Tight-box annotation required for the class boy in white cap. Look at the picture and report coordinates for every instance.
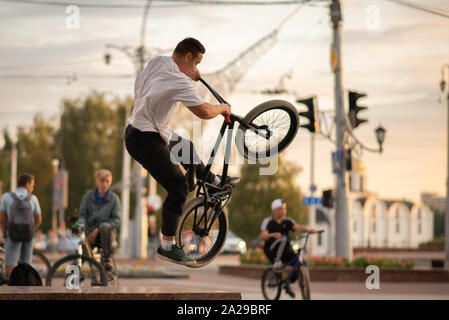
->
[260,198,316,297]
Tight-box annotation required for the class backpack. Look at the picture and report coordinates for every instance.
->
[8,262,43,286]
[8,193,35,242]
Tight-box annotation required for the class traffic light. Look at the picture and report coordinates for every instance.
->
[297,96,319,133]
[348,91,368,129]
[322,189,334,208]
[345,148,352,171]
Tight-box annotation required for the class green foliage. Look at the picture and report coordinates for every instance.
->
[240,251,415,269]
[0,92,132,234]
[227,157,307,243]
[55,92,129,223]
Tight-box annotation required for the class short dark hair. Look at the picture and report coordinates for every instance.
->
[173,37,205,58]
[17,173,34,187]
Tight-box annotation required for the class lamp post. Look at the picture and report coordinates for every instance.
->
[51,158,59,241]
[375,125,386,153]
[440,63,449,269]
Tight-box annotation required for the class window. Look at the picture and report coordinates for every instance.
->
[354,221,357,232]
[318,232,322,246]
[418,223,422,234]
[372,222,376,233]
[395,222,400,234]
[418,210,421,220]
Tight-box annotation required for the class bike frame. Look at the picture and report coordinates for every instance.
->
[284,231,323,282]
[192,78,273,235]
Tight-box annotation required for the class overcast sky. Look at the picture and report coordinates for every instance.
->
[0,0,448,203]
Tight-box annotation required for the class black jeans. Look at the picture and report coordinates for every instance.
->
[124,125,215,236]
[90,222,116,262]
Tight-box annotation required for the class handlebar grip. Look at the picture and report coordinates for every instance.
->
[225,115,231,123]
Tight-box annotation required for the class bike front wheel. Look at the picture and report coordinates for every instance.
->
[261,267,282,300]
[298,265,311,300]
[235,100,300,160]
[45,254,108,287]
[176,197,228,268]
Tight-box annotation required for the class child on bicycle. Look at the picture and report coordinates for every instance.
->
[260,199,317,297]
[124,37,238,266]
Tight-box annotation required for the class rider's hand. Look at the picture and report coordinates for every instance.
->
[272,232,282,239]
[87,228,99,244]
[308,229,318,234]
[221,104,231,118]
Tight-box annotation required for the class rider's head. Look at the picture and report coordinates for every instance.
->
[271,199,286,220]
[172,37,205,81]
[95,169,112,195]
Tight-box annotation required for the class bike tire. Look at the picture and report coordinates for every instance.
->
[176,197,228,268]
[31,249,51,279]
[298,265,311,300]
[45,253,108,287]
[261,267,282,300]
[235,100,300,160]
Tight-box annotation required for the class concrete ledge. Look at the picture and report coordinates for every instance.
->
[0,286,241,300]
[219,264,449,282]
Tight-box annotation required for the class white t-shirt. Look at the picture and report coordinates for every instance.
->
[128,56,204,145]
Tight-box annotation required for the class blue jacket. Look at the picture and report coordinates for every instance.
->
[77,189,121,236]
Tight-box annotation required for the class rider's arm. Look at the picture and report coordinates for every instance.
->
[187,102,231,120]
[109,194,121,229]
[260,230,281,241]
[293,224,316,233]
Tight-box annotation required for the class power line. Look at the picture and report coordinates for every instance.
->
[0,0,197,8]
[1,0,327,8]
[0,73,133,79]
[384,0,449,19]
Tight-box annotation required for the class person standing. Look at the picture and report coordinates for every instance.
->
[0,173,42,275]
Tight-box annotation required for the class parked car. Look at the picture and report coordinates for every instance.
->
[221,231,247,254]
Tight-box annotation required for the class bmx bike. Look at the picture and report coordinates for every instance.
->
[175,78,300,268]
[45,221,118,287]
[261,230,324,300]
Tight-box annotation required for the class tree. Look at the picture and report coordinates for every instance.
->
[55,91,128,223]
[227,156,308,244]
[0,116,56,232]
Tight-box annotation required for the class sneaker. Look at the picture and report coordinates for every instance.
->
[273,261,283,273]
[284,282,296,299]
[101,258,114,272]
[156,245,196,266]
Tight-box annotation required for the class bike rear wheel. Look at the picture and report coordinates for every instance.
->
[261,267,282,300]
[45,253,108,287]
[235,100,299,160]
[176,197,228,268]
[30,249,51,280]
[297,265,311,300]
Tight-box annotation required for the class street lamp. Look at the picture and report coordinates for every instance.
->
[375,125,386,153]
[440,63,449,269]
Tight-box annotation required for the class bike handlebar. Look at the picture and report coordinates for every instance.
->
[198,77,231,123]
